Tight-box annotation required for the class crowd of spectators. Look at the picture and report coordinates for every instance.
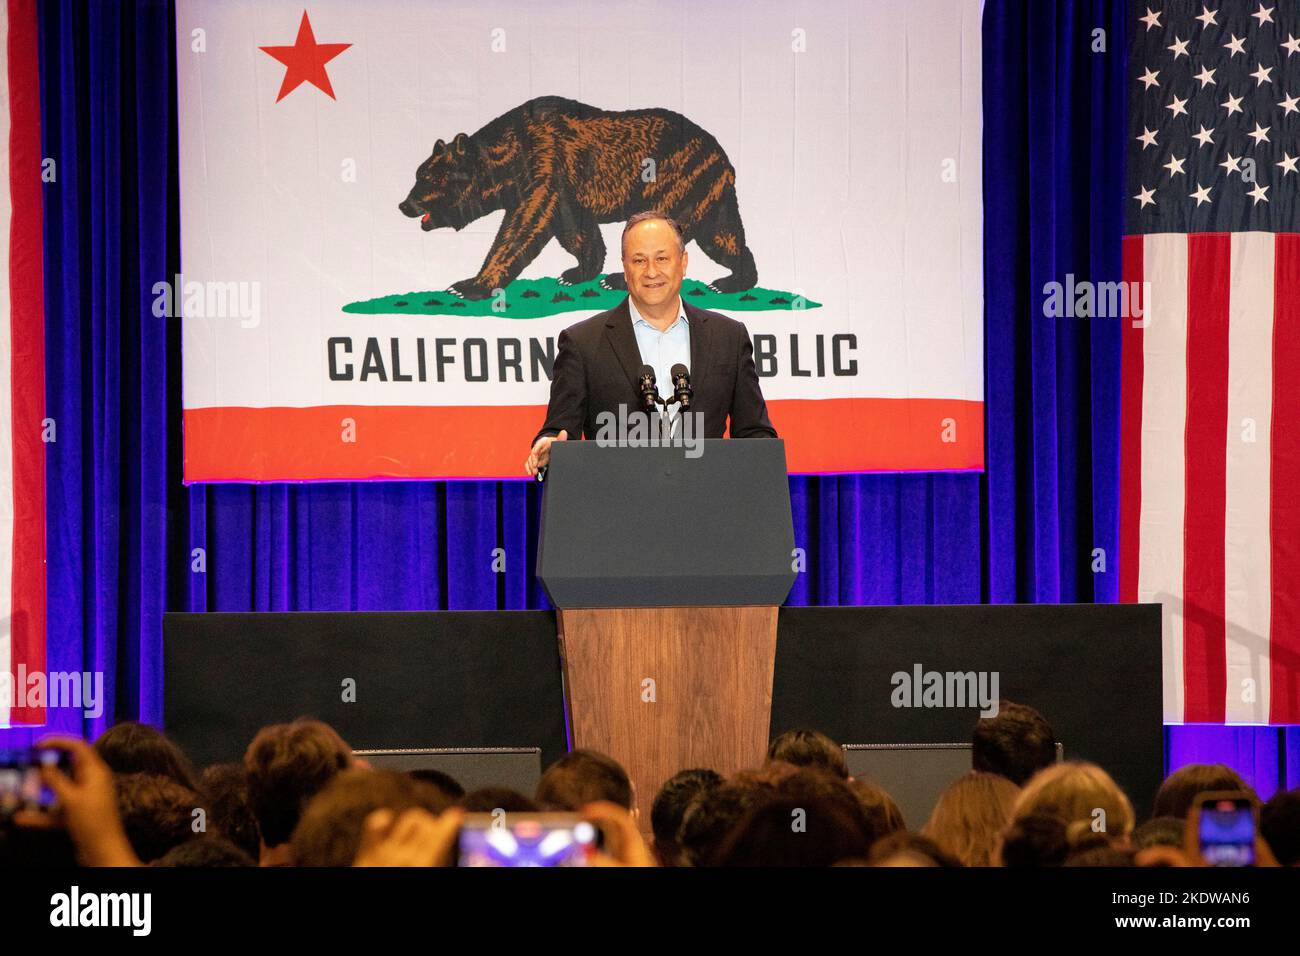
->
[2,701,1295,868]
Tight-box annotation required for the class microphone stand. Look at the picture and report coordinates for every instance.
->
[657,396,676,443]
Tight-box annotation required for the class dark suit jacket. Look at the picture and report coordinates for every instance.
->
[532,298,778,446]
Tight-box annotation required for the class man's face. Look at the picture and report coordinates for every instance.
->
[622,220,688,311]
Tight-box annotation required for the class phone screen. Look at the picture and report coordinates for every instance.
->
[1197,798,1256,867]
[456,814,600,867]
[0,748,67,815]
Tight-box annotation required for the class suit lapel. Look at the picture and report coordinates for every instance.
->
[684,301,710,395]
[604,298,644,394]
[608,297,712,395]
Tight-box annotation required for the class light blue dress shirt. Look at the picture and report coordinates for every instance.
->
[628,296,691,416]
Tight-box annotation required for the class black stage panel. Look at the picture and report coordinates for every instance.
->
[163,611,567,771]
[772,604,1164,819]
[166,604,1163,816]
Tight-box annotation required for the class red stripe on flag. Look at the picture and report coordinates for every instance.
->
[1119,235,1144,604]
[182,397,986,481]
[1182,234,1230,723]
[7,0,46,725]
[1271,235,1300,724]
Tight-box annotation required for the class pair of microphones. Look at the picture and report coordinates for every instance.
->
[638,364,693,414]
[537,364,694,481]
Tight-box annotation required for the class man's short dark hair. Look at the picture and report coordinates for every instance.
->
[406,768,465,801]
[1260,786,1300,866]
[971,701,1056,786]
[115,773,206,863]
[1152,764,1250,820]
[460,787,540,813]
[535,749,633,811]
[621,211,684,256]
[243,719,352,848]
[766,729,849,779]
[95,721,199,791]
[651,769,724,865]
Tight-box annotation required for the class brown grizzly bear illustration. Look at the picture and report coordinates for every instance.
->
[398,96,757,300]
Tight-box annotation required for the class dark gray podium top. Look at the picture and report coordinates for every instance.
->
[537,439,796,608]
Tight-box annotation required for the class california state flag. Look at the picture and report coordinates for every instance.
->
[177,0,984,481]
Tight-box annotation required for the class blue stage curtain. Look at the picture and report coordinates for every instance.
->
[5,0,1297,798]
[0,0,178,748]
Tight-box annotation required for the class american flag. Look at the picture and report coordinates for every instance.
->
[1123,1,1300,723]
[0,0,46,727]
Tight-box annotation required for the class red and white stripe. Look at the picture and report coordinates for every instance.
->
[1,0,46,727]
[1122,231,1300,724]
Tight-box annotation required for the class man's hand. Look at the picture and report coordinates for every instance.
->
[353,807,463,867]
[525,429,568,477]
[13,736,141,867]
[580,801,656,867]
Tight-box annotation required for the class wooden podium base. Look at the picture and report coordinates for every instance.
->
[556,606,778,826]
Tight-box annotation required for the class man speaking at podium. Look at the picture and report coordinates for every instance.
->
[525,211,777,476]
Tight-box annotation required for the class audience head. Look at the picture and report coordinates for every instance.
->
[1132,816,1184,851]
[922,770,1020,866]
[1011,761,1135,844]
[459,787,539,813]
[766,729,849,779]
[713,795,869,866]
[1152,764,1251,820]
[997,810,1071,867]
[867,832,962,867]
[971,701,1056,786]
[243,718,353,850]
[1260,786,1300,867]
[199,763,260,862]
[535,750,633,811]
[677,783,753,867]
[1063,839,1136,867]
[700,765,872,866]
[734,764,870,833]
[650,768,724,866]
[406,768,465,801]
[846,777,906,848]
[27,717,1285,872]
[95,722,199,791]
[152,834,255,867]
[114,772,206,863]
[292,768,454,866]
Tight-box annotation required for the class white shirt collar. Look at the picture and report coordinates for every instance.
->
[628,295,688,330]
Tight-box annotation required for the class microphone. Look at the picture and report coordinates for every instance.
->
[670,364,693,411]
[638,364,660,413]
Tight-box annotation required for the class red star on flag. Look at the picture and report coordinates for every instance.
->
[259,11,351,103]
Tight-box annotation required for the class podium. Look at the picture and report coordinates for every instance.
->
[537,439,796,824]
